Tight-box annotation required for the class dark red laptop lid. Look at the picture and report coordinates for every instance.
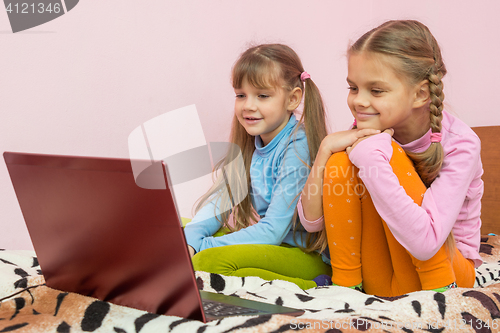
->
[4,151,205,322]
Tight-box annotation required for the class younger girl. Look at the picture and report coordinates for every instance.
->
[184,43,344,289]
[299,20,483,296]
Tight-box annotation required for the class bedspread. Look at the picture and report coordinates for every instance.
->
[1,235,500,333]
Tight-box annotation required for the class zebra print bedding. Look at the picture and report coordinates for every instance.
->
[1,235,500,333]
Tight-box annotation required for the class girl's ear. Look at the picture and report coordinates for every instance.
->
[413,80,430,108]
[287,87,303,111]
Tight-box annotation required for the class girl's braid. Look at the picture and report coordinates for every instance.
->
[428,65,445,134]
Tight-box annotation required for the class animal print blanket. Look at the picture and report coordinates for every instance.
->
[1,235,500,333]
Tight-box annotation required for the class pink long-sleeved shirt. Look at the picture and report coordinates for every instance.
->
[298,111,484,267]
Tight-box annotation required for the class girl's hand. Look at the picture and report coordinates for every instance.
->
[300,128,380,222]
[319,128,381,158]
[346,128,394,155]
[188,245,195,258]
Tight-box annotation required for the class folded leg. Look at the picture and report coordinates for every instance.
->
[323,142,465,296]
[191,244,331,290]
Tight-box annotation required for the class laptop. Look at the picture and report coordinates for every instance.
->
[3,151,304,322]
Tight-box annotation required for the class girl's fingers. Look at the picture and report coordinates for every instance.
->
[347,128,394,156]
[383,128,394,136]
[355,128,393,139]
[356,128,381,138]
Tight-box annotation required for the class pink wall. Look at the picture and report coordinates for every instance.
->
[1,1,499,250]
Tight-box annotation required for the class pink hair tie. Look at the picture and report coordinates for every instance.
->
[352,118,357,127]
[300,71,311,82]
[430,132,442,143]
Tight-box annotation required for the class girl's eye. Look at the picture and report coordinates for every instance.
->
[348,86,358,92]
[235,94,245,98]
[371,89,384,95]
[258,94,270,99]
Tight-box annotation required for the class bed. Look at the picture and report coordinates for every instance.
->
[1,126,499,333]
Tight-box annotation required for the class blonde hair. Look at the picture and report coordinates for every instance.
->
[303,20,454,255]
[194,43,328,233]
[351,20,455,255]
[350,20,445,187]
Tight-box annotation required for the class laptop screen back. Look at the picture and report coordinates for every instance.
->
[4,152,205,321]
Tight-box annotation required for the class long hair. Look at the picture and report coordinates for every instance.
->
[302,20,454,255]
[350,20,454,254]
[194,44,328,233]
[350,20,446,187]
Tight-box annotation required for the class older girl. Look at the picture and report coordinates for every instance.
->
[299,20,483,296]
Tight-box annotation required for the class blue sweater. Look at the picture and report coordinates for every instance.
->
[184,115,310,253]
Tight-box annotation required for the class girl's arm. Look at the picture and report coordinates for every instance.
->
[297,196,324,232]
[348,132,482,262]
[184,197,227,254]
[299,129,380,230]
[185,136,311,252]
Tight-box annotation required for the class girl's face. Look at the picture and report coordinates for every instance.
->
[234,77,297,146]
[347,52,424,141]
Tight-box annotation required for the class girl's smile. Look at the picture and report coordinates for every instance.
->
[354,111,380,121]
[234,78,295,146]
[242,116,263,125]
[346,52,430,144]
